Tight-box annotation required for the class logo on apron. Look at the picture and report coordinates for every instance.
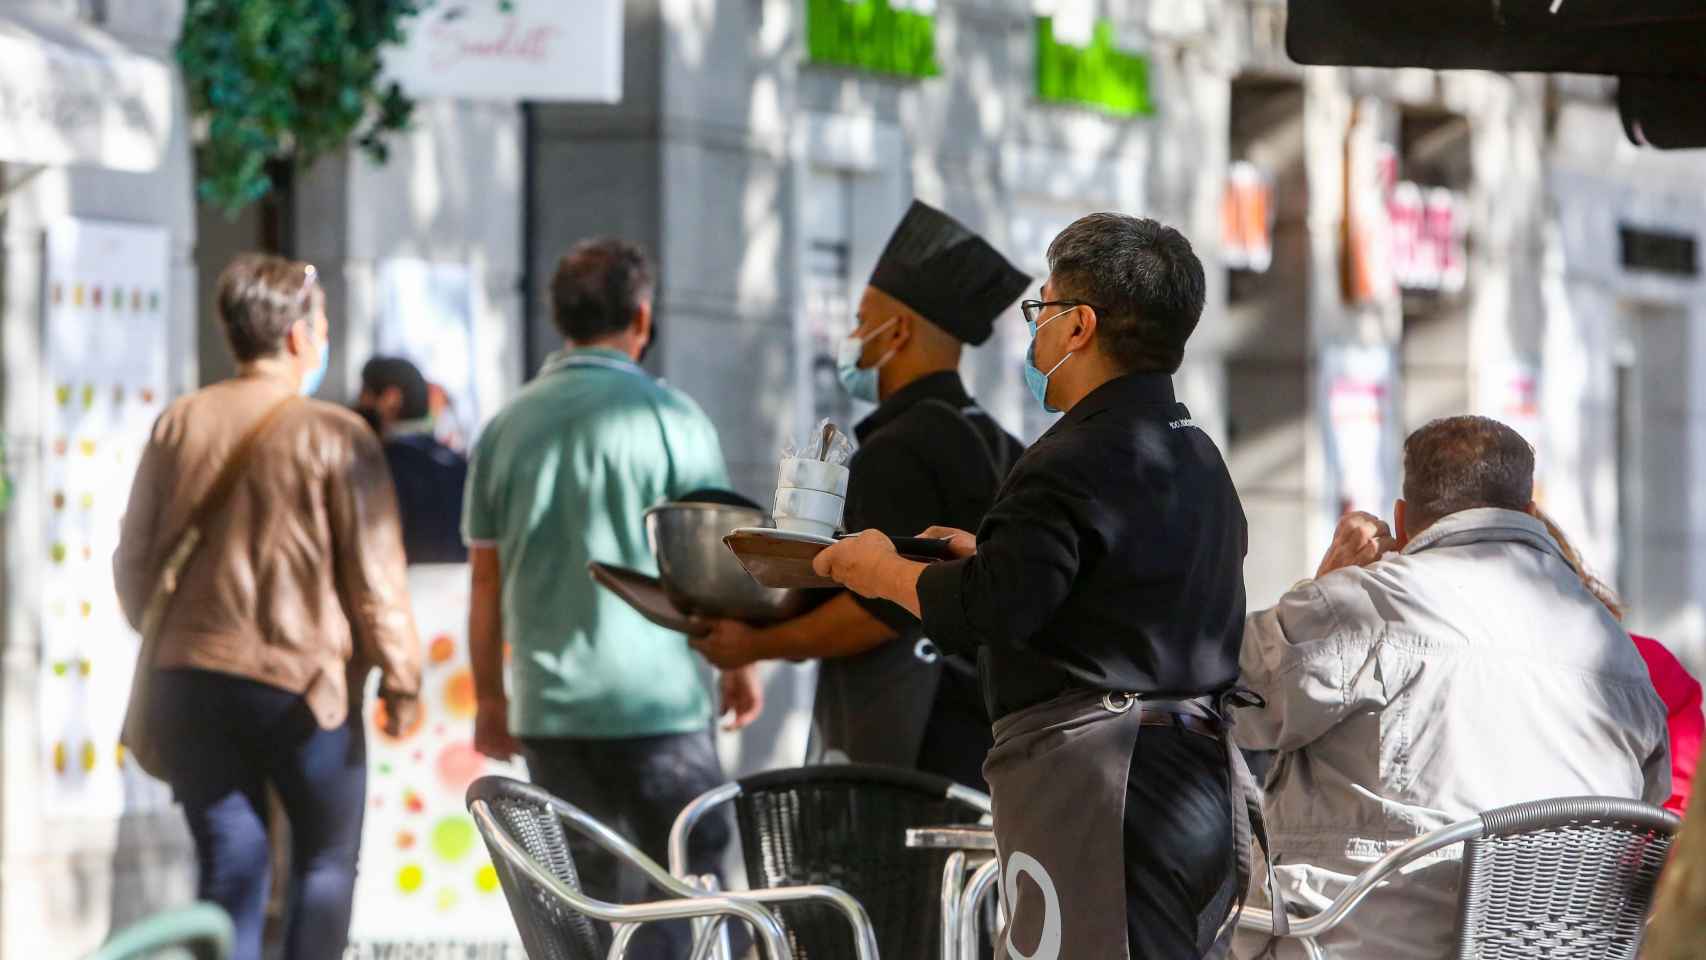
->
[1003,851,1063,960]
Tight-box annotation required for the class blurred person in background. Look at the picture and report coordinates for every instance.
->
[1235,416,1669,960]
[1536,511,1701,815]
[463,237,758,960]
[114,254,422,960]
[354,355,469,564]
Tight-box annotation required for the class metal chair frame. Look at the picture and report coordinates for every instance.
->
[469,777,793,960]
[83,903,235,960]
[1235,796,1681,960]
[670,766,994,960]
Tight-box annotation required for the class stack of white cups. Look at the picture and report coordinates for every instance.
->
[773,457,851,538]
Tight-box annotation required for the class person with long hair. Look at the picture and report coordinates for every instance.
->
[1537,511,1701,814]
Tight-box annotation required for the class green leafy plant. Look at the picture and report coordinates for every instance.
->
[178,0,425,213]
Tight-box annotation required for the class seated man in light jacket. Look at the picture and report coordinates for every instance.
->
[1235,415,1670,960]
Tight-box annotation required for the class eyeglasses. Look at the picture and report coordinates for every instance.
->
[1020,299,1102,326]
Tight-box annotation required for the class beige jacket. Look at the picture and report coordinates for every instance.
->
[1235,507,1669,959]
[114,370,421,728]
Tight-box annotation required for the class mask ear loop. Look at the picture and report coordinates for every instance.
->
[859,316,902,371]
[1033,307,1077,375]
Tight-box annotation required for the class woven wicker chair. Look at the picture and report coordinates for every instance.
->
[1237,796,1680,960]
[670,764,993,960]
[467,776,791,960]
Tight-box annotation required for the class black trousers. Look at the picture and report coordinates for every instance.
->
[523,730,735,960]
[1125,727,1236,959]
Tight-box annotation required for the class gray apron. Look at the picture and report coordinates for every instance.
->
[984,688,1282,960]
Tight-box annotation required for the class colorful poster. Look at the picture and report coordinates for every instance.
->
[38,218,173,819]
[375,258,481,448]
[1321,343,1400,528]
[347,564,523,955]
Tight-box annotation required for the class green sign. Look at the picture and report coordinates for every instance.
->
[806,0,941,79]
[1035,17,1153,117]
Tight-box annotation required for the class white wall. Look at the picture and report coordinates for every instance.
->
[0,5,198,955]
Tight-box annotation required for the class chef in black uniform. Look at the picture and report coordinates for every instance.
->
[691,200,1029,791]
[815,213,1257,959]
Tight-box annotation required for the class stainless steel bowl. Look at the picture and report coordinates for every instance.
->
[644,502,810,623]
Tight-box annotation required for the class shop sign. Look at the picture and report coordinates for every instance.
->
[1389,181,1467,293]
[383,1,623,102]
[1222,161,1275,272]
[1034,17,1153,117]
[0,23,172,172]
[806,0,941,79]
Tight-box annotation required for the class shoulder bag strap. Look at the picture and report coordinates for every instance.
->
[137,395,299,639]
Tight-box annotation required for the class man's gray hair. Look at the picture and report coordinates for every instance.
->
[1045,213,1206,374]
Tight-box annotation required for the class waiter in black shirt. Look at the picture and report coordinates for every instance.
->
[691,200,1028,791]
[816,213,1259,959]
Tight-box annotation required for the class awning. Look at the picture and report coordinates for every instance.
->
[0,10,174,174]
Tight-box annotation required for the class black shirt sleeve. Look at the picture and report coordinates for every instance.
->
[843,439,945,633]
[917,450,1096,658]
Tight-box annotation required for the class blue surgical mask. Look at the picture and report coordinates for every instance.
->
[299,327,329,397]
[836,317,899,403]
[1023,308,1074,413]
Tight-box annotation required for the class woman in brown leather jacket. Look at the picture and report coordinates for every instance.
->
[113,254,422,960]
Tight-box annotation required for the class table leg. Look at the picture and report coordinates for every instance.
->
[958,858,1002,960]
[940,850,968,960]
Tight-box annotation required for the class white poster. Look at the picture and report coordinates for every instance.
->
[383,1,622,103]
[376,258,481,448]
[38,218,173,819]
[1321,343,1400,530]
[1478,357,1544,503]
[348,564,524,954]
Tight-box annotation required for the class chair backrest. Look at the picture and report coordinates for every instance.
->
[732,764,988,960]
[1456,796,1681,960]
[467,776,607,960]
[84,903,234,960]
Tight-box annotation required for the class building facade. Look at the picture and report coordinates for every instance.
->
[3,0,1705,953]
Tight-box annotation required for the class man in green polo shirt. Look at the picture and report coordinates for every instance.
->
[464,237,761,959]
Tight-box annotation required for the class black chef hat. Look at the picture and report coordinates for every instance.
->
[868,200,1032,346]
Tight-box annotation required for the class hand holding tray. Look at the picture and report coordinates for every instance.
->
[724,527,958,590]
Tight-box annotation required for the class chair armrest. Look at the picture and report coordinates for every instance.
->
[720,884,880,960]
[669,782,742,878]
[1237,817,1485,942]
[471,801,793,959]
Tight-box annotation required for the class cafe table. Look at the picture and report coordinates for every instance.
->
[906,824,1001,960]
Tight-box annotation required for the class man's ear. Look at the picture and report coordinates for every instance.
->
[1394,499,1410,548]
[889,313,915,352]
[1065,304,1099,353]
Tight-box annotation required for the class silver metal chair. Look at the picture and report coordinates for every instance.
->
[1237,796,1680,960]
[467,775,792,960]
[672,764,992,960]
